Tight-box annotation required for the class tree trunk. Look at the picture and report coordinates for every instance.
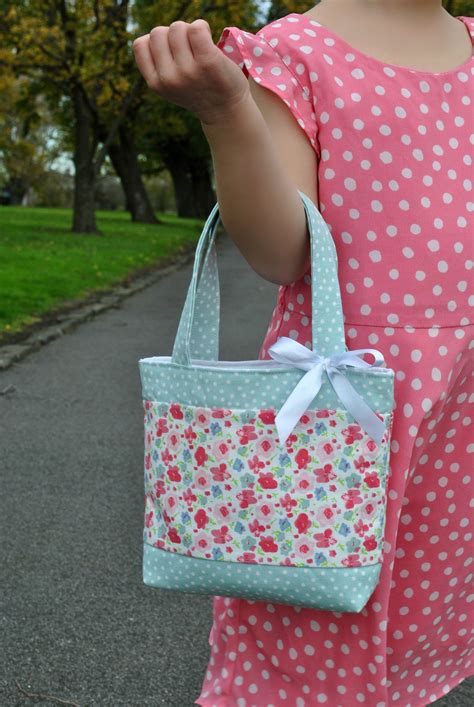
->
[189,155,216,218]
[162,144,195,218]
[107,125,159,224]
[72,84,100,234]
[6,175,29,205]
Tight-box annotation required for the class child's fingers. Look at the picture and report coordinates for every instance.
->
[186,19,216,62]
[132,34,157,88]
[167,21,196,72]
[148,26,177,83]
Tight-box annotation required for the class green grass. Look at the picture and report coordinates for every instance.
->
[0,206,204,340]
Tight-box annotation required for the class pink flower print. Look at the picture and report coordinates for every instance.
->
[237,552,257,563]
[255,502,274,522]
[295,512,311,534]
[249,519,266,536]
[167,466,181,483]
[211,525,232,544]
[162,509,171,525]
[236,488,257,509]
[259,536,278,553]
[361,501,377,521]
[182,488,197,505]
[164,492,179,513]
[214,503,232,522]
[315,464,337,483]
[298,412,312,426]
[248,454,266,474]
[169,403,184,420]
[364,471,381,488]
[362,437,379,458]
[258,472,278,489]
[342,553,362,567]
[195,530,212,551]
[342,488,363,509]
[195,469,212,491]
[256,436,276,459]
[284,432,298,449]
[194,509,209,529]
[210,462,230,482]
[295,448,311,469]
[295,472,315,492]
[354,518,370,537]
[315,528,337,548]
[258,409,276,425]
[212,439,232,462]
[144,400,152,411]
[315,409,336,419]
[194,446,208,467]
[315,505,337,527]
[161,448,173,465]
[155,418,168,437]
[193,408,210,428]
[145,452,151,471]
[154,479,165,497]
[295,537,315,558]
[316,440,337,462]
[166,431,181,454]
[184,425,197,445]
[363,535,377,551]
[167,527,181,544]
[237,424,258,445]
[145,510,153,528]
[211,408,233,419]
[341,423,364,445]
[281,493,298,514]
[354,455,372,474]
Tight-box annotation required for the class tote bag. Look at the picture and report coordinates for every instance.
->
[139,190,395,612]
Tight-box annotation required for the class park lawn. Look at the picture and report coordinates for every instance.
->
[0,206,204,340]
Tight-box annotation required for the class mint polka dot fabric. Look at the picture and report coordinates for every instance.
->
[194,11,474,707]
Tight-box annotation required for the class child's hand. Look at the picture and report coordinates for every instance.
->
[133,19,251,126]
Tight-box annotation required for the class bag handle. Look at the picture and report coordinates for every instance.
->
[171,190,347,365]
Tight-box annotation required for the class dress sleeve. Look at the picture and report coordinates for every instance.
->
[217,23,320,157]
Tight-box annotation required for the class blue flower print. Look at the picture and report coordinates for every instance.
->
[346,472,362,489]
[183,448,192,463]
[242,535,256,551]
[211,484,223,498]
[212,547,224,560]
[279,478,293,491]
[314,552,327,566]
[210,421,222,435]
[338,522,351,537]
[346,537,361,553]
[233,521,245,535]
[338,457,351,473]
[232,458,245,472]
[181,511,191,524]
[279,518,291,532]
[315,486,327,501]
[240,473,255,487]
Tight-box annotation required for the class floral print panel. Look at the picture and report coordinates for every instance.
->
[143,401,394,568]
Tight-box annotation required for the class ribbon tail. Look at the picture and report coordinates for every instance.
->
[274,366,324,446]
[328,368,387,446]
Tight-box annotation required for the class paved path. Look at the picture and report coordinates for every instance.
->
[1,233,472,706]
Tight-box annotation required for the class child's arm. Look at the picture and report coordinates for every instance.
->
[133,18,318,286]
[201,77,318,286]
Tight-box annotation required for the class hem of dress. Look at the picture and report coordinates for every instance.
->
[424,671,474,706]
[193,670,474,707]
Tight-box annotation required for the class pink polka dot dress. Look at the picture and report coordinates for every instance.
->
[195,12,474,707]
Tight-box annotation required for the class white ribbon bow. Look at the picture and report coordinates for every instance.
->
[267,336,387,447]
